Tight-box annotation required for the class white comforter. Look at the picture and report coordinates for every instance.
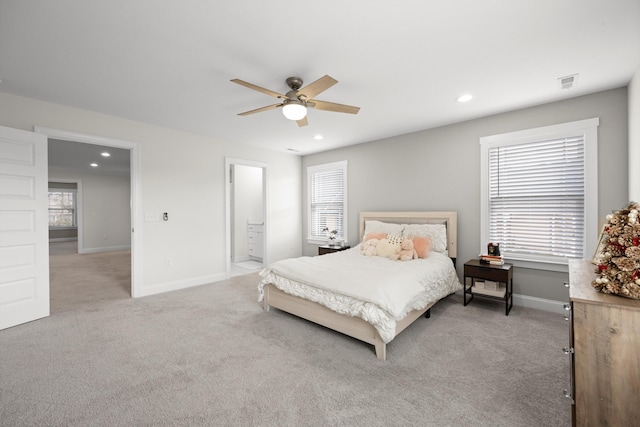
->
[258,246,462,343]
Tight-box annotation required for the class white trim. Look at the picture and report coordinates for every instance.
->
[480,118,599,271]
[512,294,567,315]
[456,290,566,314]
[225,157,268,279]
[34,126,143,297]
[307,160,348,242]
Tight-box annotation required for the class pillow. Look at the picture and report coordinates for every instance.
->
[363,220,404,237]
[403,223,447,253]
[411,236,431,258]
[363,232,387,242]
[375,233,403,260]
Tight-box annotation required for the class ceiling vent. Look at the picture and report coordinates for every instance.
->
[558,73,578,90]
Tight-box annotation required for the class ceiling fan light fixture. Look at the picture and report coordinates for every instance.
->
[282,100,307,121]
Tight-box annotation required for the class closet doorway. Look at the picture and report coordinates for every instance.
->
[225,158,267,277]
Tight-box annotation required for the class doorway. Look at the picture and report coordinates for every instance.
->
[35,126,142,297]
[225,158,267,277]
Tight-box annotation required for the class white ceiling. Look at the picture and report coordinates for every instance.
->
[48,139,130,176]
[1,1,638,156]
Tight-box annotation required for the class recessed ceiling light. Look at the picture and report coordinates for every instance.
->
[101,152,111,157]
[90,163,98,167]
[314,134,323,140]
[457,94,473,103]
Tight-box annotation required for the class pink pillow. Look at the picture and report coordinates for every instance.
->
[363,232,387,242]
[412,236,431,258]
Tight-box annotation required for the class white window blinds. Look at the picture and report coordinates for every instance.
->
[480,118,599,269]
[488,136,585,262]
[308,161,347,241]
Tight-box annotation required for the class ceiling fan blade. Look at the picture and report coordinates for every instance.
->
[308,99,360,114]
[297,75,338,100]
[296,116,308,127]
[237,103,282,116]
[231,79,286,99]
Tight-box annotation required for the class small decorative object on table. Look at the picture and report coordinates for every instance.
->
[322,226,340,247]
[592,201,640,300]
[487,242,500,256]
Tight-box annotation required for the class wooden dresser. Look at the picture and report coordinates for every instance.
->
[567,259,640,426]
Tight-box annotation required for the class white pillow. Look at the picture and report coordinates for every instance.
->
[403,223,448,253]
[363,220,404,237]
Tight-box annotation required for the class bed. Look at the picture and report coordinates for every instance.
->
[258,211,461,360]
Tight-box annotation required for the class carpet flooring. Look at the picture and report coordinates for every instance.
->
[0,244,571,426]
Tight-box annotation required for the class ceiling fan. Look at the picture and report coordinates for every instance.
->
[230,75,360,127]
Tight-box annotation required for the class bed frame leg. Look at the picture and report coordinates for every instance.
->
[374,341,386,361]
[425,308,431,318]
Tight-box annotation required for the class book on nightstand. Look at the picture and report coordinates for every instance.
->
[479,254,504,265]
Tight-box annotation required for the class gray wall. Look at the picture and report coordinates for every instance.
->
[630,67,640,202]
[302,88,629,303]
[49,168,131,252]
[0,91,302,296]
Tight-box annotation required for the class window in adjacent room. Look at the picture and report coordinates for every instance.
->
[48,186,77,227]
[307,160,347,243]
[480,118,598,271]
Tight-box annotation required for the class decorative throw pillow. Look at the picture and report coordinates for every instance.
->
[376,233,403,260]
[363,220,404,237]
[403,223,447,253]
[363,232,387,242]
[411,236,431,258]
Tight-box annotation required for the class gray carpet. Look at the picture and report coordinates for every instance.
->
[0,244,571,426]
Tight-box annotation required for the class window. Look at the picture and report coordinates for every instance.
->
[480,118,598,270]
[308,161,347,242]
[48,190,77,227]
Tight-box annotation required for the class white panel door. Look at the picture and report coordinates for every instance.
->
[0,125,49,330]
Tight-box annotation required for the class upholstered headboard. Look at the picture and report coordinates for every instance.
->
[358,211,457,260]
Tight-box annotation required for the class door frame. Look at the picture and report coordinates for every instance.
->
[225,157,268,277]
[34,126,143,297]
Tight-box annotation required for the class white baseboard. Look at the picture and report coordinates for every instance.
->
[137,272,227,298]
[512,294,566,315]
[456,290,566,314]
[80,245,131,254]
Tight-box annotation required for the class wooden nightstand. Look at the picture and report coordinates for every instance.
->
[463,259,513,315]
[318,245,350,255]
